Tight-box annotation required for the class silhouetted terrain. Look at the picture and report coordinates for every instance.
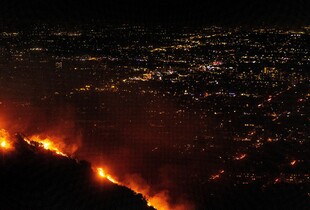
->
[0,134,309,210]
[0,135,154,210]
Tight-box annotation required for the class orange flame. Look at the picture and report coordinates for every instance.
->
[29,135,68,157]
[97,167,119,184]
[123,174,193,210]
[96,169,173,210]
[0,129,13,150]
[125,179,178,210]
[96,169,193,210]
[27,134,172,209]
[0,129,187,210]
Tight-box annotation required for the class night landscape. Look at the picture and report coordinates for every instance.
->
[0,1,309,209]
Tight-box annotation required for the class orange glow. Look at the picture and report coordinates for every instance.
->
[210,174,220,180]
[0,129,12,150]
[210,170,225,180]
[96,168,188,210]
[274,178,280,184]
[0,129,186,210]
[290,160,297,166]
[0,140,9,149]
[124,179,174,210]
[235,153,247,160]
[145,192,170,210]
[267,96,272,102]
[97,167,119,184]
[29,135,68,157]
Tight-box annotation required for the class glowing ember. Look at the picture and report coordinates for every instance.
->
[290,160,297,166]
[235,153,247,160]
[267,96,272,102]
[210,170,225,180]
[210,174,220,180]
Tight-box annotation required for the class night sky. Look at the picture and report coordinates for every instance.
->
[0,0,310,26]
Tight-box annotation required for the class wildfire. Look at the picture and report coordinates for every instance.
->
[96,168,190,210]
[124,179,173,210]
[29,135,68,157]
[0,129,12,150]
[0,128,177,210]
[0,140,9,149]
[96,168,174,210]
[145,192,170,210]
[97,167,119,184]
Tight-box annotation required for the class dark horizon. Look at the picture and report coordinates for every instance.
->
[0,0,310,27]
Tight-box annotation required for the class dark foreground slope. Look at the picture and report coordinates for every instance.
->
[0,135,154,210]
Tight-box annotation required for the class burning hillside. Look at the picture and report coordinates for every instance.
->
[0,129,155,210]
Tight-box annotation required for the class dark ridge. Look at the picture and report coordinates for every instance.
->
[0,134,155,210]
